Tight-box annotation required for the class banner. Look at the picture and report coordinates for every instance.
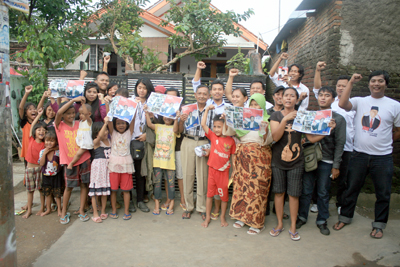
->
[292,109,332,135]
[4,0,29,14]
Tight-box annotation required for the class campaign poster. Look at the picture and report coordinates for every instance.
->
[113,96,138,123]
[66,80,85,98]
[146,92,183,119]
[242,108,263,131]
[278,66,288,80]
[181,103,199,130]
[293,109,332,135]
[49,79,67,98]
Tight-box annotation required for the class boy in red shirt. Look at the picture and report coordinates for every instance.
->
[201,105,236,228]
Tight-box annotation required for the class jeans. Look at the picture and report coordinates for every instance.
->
[339,151,393,229]
[336,151,352,207]
[298,161,332,225]
[153,168,175,200]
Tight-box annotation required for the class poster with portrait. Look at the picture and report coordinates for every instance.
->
[106,96,120,119]
[49,79,86,98]
[113,96,138,123]
[181,103,199,130]
[278,66,288,80]
[224,106,264,131]
[146,92,183,119]
[293,109,332,135]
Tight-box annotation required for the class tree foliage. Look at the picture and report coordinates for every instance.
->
[12,0,91,103]
[156,0,254,71]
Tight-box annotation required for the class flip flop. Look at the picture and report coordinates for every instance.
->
[123,213,132,220]
[166,209,174,215]
[182,211,191,219]
[15,210,27,216]
[270,228,285,237]
[180,203,187,211]
[247,226,265,235]
[289,230,301,241]
[211,212,220,220]
[78,213,90,222]
[100,213,108,220]
[91,216,102,223]
[110,213,118,219]
[60,212,70,225]
[153,209,161,215]
[161,203,169,211]
[233,221,245,229]
[332,221,348,231]
[370,228,383,239]
[199,212,206,221]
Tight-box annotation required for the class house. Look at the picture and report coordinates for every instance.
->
[267,0,400,163]
[66,0,268,77]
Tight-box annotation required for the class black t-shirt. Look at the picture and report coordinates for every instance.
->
[270,111,304,170]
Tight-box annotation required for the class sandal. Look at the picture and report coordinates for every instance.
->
[332,221,348,231]
[270,228,285,237]
[289,230,301,241]
[110,213,118,219]
[247,226,265,235]
[199,212,206,221]
[283,212,289,220]
[60,212,70,225]
[123,213,132,220]
[182,211,191,219]
[78,214,90,222]
[73,207,89,215]
[370,228,383,239]
[91,216,102,223]
[161,203,169,211]
[51,203,57,212]
[211,212,220,220]
[166,209,174,215]
[100,213,108,220]
[153,209,161,215]
[180,203,187,211]
[233,221,245,229]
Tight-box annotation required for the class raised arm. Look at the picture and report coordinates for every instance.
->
[80,98,92,126]
[79,70,88,80]
[55,97,82,129]
[129,111,136,135]
[144,104,155,131]
[173,111,180,134]
[270,52,288,77]
[314,61,326,90]
[201,105,214,134]
[19,85,33,119]
[103,55,110,73]
[192,61,206,92]
[94,117,110,146]
[339,73,362,111]
[270,111,297,141]
[37,89,50,111]
[30,109,43,137]
[225,69,238,102]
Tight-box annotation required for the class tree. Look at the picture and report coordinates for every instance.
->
[11,0,91,103]
[156,0,254,72]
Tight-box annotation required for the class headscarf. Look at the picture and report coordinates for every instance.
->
[235,93,270,138]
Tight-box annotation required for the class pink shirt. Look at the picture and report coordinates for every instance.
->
[55,121,90,166]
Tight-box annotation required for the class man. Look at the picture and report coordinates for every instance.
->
[313,62,355,212]
[361,106,380,131]
[224,68,273,108]
[185,111,198,128]
[334,70,400,239]
[161,102,176,117]
[266,85,284,116]
[95,72,110,95]
[296,87,346,235]
[311,118,328,132]
[269,52,309,111]
[179,85,214,220]
[245,116,259,130]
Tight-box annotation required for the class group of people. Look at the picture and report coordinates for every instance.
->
[17,53,400,241]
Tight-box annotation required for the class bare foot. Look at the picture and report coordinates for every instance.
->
[22,211,32,219]
[41,209,51,217]
[201,218,211,228]
[220,218,229,227]
[21,205,28,210]
[36,209,44,216]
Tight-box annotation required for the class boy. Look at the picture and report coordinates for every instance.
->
[200,104,236,228]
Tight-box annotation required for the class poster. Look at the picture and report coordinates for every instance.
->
[293,109,332,135]
[49,79,85,98]
[111,96,137,123]
[181,103,199,130]
[224,106,264,131]
[278,66,288,80]
[146,92,183,119]
[4,0,30,14]
[107,96,120,119]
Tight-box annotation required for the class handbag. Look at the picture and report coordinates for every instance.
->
[303,142,323,172]
[131,139,145,160]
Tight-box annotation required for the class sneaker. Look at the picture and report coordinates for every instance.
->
[137,201,150,213]
[296,218,306,229]
[317,223,330,235]
[337,206,341,214]
[310,204,318,213]
[129,202,136,213]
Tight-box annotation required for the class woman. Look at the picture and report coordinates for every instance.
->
[269,87,334,241]
[224,91,273,235]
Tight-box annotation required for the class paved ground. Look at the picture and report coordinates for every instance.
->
[12,162,400,267]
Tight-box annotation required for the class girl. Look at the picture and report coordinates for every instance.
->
[224,93,273,235]
[67,97,93,170]
[107,115,135,220]
[22,109,46,219]
[269,87,335,241]
[38,130,64,217]
[89,120,111,223]
[144,105,180,215]
[107,83,118,97]
[55,98,92,224]
[37,89,56,128]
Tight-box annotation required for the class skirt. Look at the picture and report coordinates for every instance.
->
[89,158,111,196]
[229,143,272,228]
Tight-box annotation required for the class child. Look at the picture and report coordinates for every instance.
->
[22,109,46,219]
[38,130,64,216]
[200,105,236,228]
[67,98,93,170]
[145,106,180,215]
[107,115,135,220]
[89,120,111,223]
[55,97,92,224]
[37,89,57,128]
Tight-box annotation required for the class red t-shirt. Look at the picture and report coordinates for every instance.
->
[55,121,90,166]
[205,130,236,171]
[25,136,45,164]
[20,122,31,158]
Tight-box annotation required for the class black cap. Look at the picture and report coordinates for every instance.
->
[273,85,285,94]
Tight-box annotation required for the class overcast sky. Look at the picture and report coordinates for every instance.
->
[145,0,303,45]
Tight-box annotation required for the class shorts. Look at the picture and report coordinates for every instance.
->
[207,168,229,202]
[64,159,91,188]
[41,173,65,198]
[271,165,303,197]
[25,167,42,192]
[175,151,183,179]
[110,172,133,191]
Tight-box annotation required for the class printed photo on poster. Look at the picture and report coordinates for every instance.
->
[146,92,183,119]
[0,5,10,53]
[181,103,199,130]
[224,106,264,131]
[293,109,332,135]
[49,79,67,98]
[106,96,121,119]
[66,80,85,98]
[278,66,288,81]
[113,97,137,123]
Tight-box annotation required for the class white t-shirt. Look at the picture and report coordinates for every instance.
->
[350,96,400,155]
[270,73,309,111]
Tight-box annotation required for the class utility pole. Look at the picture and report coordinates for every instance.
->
[0,2,17,266]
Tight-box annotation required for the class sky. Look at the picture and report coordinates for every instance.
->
[145,0,304,46]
